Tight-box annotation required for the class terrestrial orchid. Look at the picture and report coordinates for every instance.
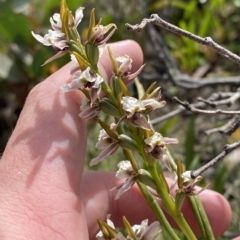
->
[79,97,100,120]
[177,170,208,195]
[89,128,119,166]
[144,132,179,171]
[114,161,137,200]
[60,67,103,104]
[108,48,145,81]
[121,96,166,130]
[87,9,117,46]
[31,8,84,50]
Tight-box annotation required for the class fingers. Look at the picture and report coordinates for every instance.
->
[0,40,143,239]
[80,171,232,239]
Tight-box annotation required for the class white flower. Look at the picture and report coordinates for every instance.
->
[144,132,178,171]
[116,55,132,77]
[32,29,67,50]
[178,171,206,195]
[108,48,145,82]
[116,161,134,178]
[31,7,84,50]
[121,96,145,118]
[60,67,104,104]
[141,98,166,114]
[144,132,178,152]
[88,22,117,46]
[112,161,139,200]
[132,220,161,240]
[115,55,145,81]
[89,128,119,166]
[79,97,100,120]
[121,96,151,130]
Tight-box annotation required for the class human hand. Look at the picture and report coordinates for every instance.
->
[0,40,233,239]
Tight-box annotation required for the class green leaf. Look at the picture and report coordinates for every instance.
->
[0,5,31,43]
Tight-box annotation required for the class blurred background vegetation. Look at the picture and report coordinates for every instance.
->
[1,0,240,238]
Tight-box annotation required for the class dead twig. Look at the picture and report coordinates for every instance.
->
[126,15,240,65]
[151,92,239,125]
[205,116,240,136]
[191,141,240,178]
[172,96,240,115]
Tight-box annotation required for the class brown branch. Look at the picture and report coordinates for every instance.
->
[126,15,240,65]
[191,141,240,178]
[172,96,240,115]
[141,72,240,89]
[197,90,240,107]
[205,116,240,136]
[151,92,238,125]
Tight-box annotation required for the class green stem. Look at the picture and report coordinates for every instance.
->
[188,196,215,240]
[148,161,197,240]
[100,81,118,105]
[137,181,180,240]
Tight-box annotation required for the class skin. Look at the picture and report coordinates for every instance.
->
[0,40,234,239]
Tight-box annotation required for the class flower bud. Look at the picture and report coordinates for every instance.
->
[99,98,122,118]
[118,134,138,151]
[137,169,157,190]
[85,42,99,69]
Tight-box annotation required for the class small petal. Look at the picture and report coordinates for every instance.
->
[70,54,78,63]
[60,79,80,92]
[161,137,179,145]
[31,32,49,45]
[42,49,68,66]
[122,64,145,82]
[50,13,62,31]
[95,129,115,149]
[142,99,166,113]
[121,96,145,118]
[79,98,100,120]
[116,161,133,178]
[132,219,148,236]
[90,142,119,166]
[92,74,104,88]
[116,55,132,76]
[74,7,84,27]
[129,114,151,130]
[181,170,192,181]
[115,176,135,200]
[150,147,172,171]
[140,221,161,240]
[144,132,178,152]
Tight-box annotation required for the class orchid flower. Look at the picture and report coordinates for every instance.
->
[144,132,179,171]
[87,9,117,46]
[121,96,164,130]
[79,97,100,120]
[177,170,208,195]
[60,67,103,104]
[114,161,137,200]
[32,8,84,50]
[108,48,145,82]
[89,128,119,166]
